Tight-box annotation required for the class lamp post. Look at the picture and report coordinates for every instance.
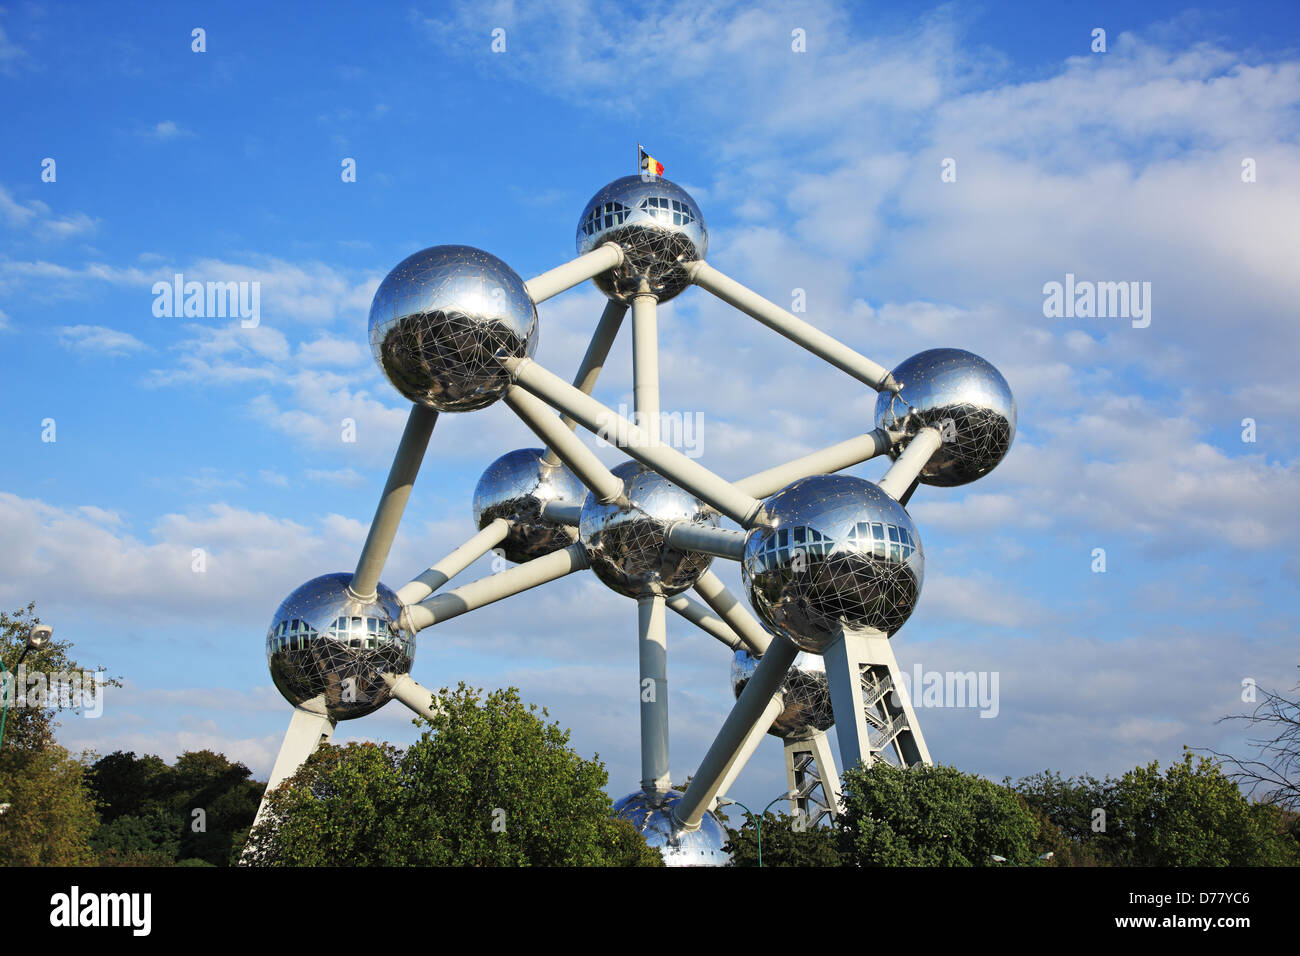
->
[717,791,796,868]
[0,625,53,754]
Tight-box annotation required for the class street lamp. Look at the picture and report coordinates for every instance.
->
[717,791,797,868]
[0,624,52,754]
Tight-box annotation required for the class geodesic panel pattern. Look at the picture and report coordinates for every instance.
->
[472,448,586,563]
[743,474,924,652]
[731,649,835,739]
[369,244,538,412]
[580,460,717,598]
[612,789,730,867]
[875,348,1016,486]
[266,573,414,720]
[576,176,707,303]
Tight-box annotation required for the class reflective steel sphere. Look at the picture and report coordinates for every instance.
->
[266,573,415,720]
[612,789,730,867]
[731,648,834,739]
[576,176,707,303]
[875,348,1016,486]
[472,448,586,563]
[368,244,538,412]
[580,461,716,598]
[743,474,925,652]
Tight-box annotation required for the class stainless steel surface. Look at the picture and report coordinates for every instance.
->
[472,448,586,563]
[743,474,925,652]
[266,573,414,720]
[577,176,707,303]
[369,244,537,411]
[612,788,730,867]
[874,347,1016,486]
[580,460,717,598]
[731,648,834,739]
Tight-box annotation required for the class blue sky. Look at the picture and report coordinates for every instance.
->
[1,0,1298,811]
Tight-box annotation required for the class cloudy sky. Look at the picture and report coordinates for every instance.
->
[1,0,1297,810]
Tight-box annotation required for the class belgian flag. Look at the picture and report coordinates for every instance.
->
[639,146,664,178]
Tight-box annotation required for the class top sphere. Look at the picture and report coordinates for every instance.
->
[743,474,925,652]
[266,573,415,721]
[368,244,538,412]
[579,460,716,598]
[576,176,707,303]
[875,348,1016,486]
[472,448,587,563]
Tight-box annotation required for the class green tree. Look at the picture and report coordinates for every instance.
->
[837,762,1040,866]
[725,812,845,867]
[0,604,110,866]
[1016,751,1300,866]
[242,684,662,867]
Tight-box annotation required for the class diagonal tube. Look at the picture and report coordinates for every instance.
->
[673,634,800,829]
[665,594,746,651]
[685,260,899,394]
[404,542,588,632]
[524,244,624,303]
[395,518,511,606]
[736,429,896,499]
[692,570,771,656]
[505,385,626,505]
[877,427,942,499]
[350,404,439,601]
[506,357,767,528]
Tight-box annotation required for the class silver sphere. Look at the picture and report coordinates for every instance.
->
[576,176,707,303]
[472,448,586,563]
[743,474,924,653]
[731,648,834,739]
[875,348,1016,486]
[368,244,538,412]
[612,789,730,867]
[580,461,716,598]
[266,573,415,721]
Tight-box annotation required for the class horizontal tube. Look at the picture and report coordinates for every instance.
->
[664,522,747,561]
[735,429,895,499]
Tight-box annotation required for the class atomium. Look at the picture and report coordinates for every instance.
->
[612,789,730,866]
[731,648,834,740]
[473,448,586,563]
[875,348,1017,486]
[266,573,415,721]
[257,161,1019,867]
[580,460,718,598]
[743,474,925,653]
[576,176,707,303]
[368,244,538,412]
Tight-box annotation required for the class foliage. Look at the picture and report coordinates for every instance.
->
[1207,668,1300,813]
[837,761,1040,866]
[724,811,845,867]
[242,684,661,867]
[88,749,264,867]
[1016,750,1300,866]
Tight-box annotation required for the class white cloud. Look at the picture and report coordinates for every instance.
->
[56,324,148,357]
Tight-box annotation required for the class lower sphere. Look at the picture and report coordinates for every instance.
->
[612,789,731,867]
[731,648,834,739]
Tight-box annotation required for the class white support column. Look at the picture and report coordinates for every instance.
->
[507,356,767,528]
[692,570,771,656]
[405,542,589,632]
[685,260,899,394]
[505,385,626,505]
[823,627,931,774]
[709,692,783,811]
[524,243,624,303]
[784,730,842,822]
[350,404,438,601]
[877,427,942,500]
[395,518,511,606]
[735,429,896,499]
[638,594,671,794]
[663,521,747,561]
[385,673,442,721]
[673,635,800,829]
[251,705,336,829]
[665,593,746,651]
[632,293,660,442]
